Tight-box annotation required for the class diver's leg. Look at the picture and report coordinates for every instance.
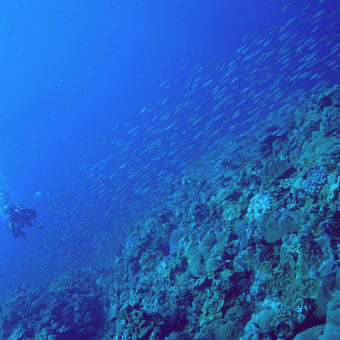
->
[10,223,20,238]
[19,230,27,239]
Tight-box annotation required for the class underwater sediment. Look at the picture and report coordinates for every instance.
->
[0,85,339,339]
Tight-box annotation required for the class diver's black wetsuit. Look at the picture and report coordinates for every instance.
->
[5,203,37,239]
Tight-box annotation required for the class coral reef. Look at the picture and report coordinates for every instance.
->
[0,86,339,339]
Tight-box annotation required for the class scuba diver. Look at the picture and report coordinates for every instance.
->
[0,190,42,239]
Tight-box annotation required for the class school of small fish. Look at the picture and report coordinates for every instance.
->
[3,1,339,291]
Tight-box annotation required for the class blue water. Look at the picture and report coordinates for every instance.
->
[0,0,338,293]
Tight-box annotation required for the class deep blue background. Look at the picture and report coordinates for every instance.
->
[0,0,290,198]
[0,0,338,292]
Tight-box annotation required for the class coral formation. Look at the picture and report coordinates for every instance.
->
[0,86,339,339]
